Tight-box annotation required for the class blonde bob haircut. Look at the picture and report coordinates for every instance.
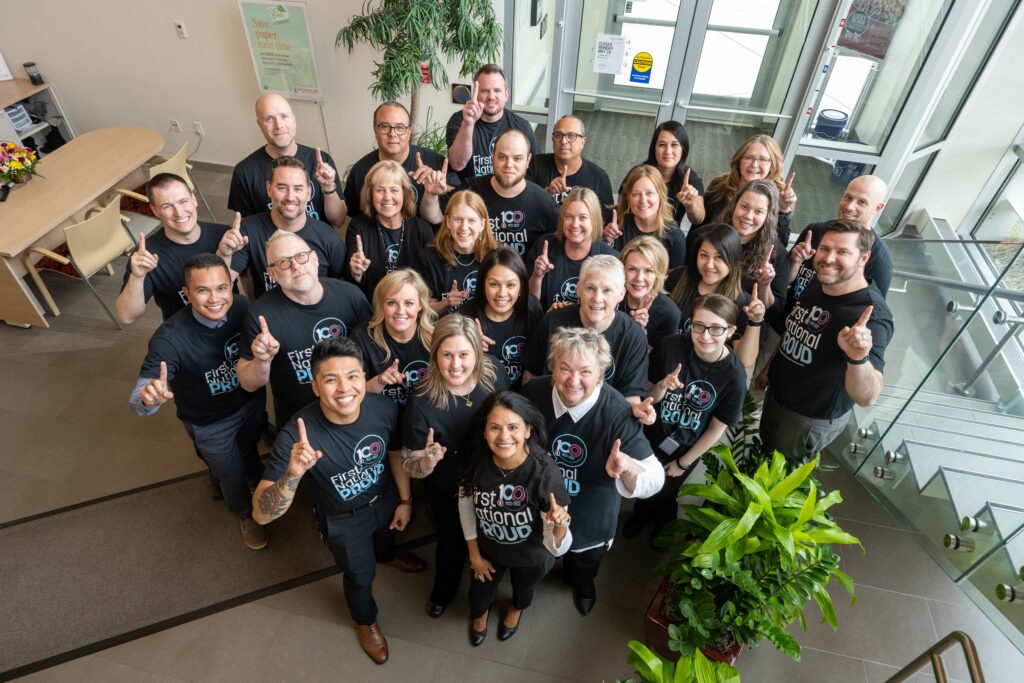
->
[418,313,498,409]
[619,235,669,295]
[614,165,674,238]
[360,160,417,220]
[430,190,499,268]
[556,187,603,244]
[546,326,613,378]
[366,269,436,363]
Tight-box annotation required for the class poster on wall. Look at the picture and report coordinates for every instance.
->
[238,1,322,99]
[837,0,908,60]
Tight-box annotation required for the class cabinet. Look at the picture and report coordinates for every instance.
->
[0,78,75,152]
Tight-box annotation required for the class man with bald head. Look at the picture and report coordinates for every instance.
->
[229,93,346,228]
[527,115,613,220]
[787,174,893,299]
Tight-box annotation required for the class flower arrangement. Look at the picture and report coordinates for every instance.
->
[1,141,39,186]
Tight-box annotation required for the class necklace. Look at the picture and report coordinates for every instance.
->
[455,252,476,267]
[494,455,526,478]
[377,219,405,271]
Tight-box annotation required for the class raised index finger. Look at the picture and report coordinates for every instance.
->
[297,417,309,445]
[416,151,424,169]
[159,360,168,384]
[426,427,435,447]
[612,208,618,225]
[541,240,549,258]
[355,234,364,255]
[232,211,242,232]
[549,492,558,511]
[315,147,323,166]
[682,167,690,187]
[855,305,873,328]
[803,230,813,247]
[138,233,146,252]
[785,171,796,192]
[751,282,759,300]
[258,315,270,335]
[471,80,479,101]
[611,438,621,458]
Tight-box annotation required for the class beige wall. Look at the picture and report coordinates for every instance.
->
[0,0,497,172]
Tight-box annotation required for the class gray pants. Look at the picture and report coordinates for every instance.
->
[759,390,850,463]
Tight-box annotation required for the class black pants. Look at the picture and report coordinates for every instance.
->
[425,484,468,606]
[469,556,553,618]
[562,543,609,589]
[320,488,398,625]
[630,458,698,529]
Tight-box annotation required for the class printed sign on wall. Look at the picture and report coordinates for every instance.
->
[239,1,322,99]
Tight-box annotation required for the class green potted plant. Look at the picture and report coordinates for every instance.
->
[619,640,740,683]
[336,0,501,134]
[645,446,860,664]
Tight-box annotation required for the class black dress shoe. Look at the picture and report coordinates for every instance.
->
[497,610,522,641]
[573,586,596,616]
[426,602,446,619]
[469,622,488,646]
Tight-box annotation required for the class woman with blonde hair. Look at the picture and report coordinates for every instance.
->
[700,134,797,244]
[417,190,500,314]
[345,160,434,296]
[400,314,506,619]
[350,268,436,408]
[617,235,680,344]
[604,165,686,269]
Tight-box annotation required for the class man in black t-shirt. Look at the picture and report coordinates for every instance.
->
[236,232,372,428]
[219,156,345,299]
[344,102,459,220]
[129,254,267,550]
[446,64,539,180]
[116,173,231,325]
[526,115,614,222]
[229,93,345,227]
[253,338,413,665]
[762,220,895,461]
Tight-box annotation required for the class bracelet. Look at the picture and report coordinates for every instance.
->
[321,184,338,194]
[675,457,686,469]
[398,498,413,506]
[845,354,870,365]
[747,320,763,327]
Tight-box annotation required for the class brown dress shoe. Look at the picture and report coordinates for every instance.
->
[384,550,426,573]
[355,622,389,664]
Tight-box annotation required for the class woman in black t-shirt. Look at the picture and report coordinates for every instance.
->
[352,268,436,408]
[458,391,571,645]
[400,314,503,618]
[345,160,435,296]
[618,235,681,347]
[461,247,543,389]
[418,190,500,314]
[604,166,687,270]
[636,120,705,225]
[623,294,747,543]
[671,224,764,367]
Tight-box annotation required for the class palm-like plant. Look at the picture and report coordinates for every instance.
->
[336,0,502,133]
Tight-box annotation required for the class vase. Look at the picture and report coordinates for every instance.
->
[643,577,743,665]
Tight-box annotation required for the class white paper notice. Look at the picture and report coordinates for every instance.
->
[593,34,626,75]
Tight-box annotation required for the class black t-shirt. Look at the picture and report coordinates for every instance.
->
[526,233,617,308]
[350,322,430,408]
[526,306,649,399]
[467,453,569,567]
[343,145,459,220]
[229,213,346,299]
[416,246,481,313]
[527,155,615,222]
[465,177,558,257]
[645,334,745,461]
[622,164,705,226]
[619,292,681,346]
[521,378,652,549]
[461,296,544,390]
[139,297,261,425]
[446,109,540,180]
[240,278,373,425]
[401,377,506,494]
[228,144,339,223]
[343,215,435,295]
[768,280,894,420]
[612,214,687,271]
[789,223,894,302]
[265,395,399,515]
[120,222,229,320]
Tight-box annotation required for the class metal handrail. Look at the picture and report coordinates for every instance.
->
[886,631,985,682]
[890,269,1024,305]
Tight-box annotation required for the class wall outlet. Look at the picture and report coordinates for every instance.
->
[193,121,205,136]
[170,119,182,133]
[174,21,189,39]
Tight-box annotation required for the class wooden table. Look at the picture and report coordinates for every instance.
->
[0,127,163,327]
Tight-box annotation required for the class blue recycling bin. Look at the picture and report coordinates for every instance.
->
[814,109,848,141]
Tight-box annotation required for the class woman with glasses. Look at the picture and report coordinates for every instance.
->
[526,116,614,216]
[604,165,687,271]
[618,236,681,345]
[417,190,500,314]
[700,134,797,245]
[632,120,705,226]
[528,188,618,309]
[345,160,435,296]
[622,293,747,545]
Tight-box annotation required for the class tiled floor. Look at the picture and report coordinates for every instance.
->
[5,165,1024,682]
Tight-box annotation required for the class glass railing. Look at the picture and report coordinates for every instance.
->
[832,225,1024,653]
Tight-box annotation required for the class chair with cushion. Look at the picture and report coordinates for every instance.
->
[23,198,135,328]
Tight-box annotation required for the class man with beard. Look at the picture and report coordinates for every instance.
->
[526,115,613,222]
[760,219,894,462]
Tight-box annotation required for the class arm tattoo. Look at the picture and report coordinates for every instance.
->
[400,448,429,479]
[258,475,298,518]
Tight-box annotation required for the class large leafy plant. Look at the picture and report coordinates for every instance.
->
[656,446,861,661]
[620,641,740,683]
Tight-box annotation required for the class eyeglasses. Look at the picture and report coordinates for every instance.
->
[375,123,409,135]
[741,155,772,166]
[551,132,584,143]
[691,322,729,337]
[268,250,313,270]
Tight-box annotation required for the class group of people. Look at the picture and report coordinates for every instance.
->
[121,63,895,665]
